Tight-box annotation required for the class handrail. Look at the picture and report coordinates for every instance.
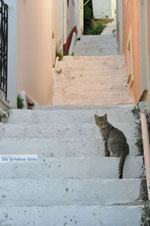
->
[141,113,150,200]
[83,0,91,7]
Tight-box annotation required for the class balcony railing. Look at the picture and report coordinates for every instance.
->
[0,0,8,99]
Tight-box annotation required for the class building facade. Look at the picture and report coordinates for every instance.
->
[92,0,116,19]
[117,0,150,103]
[0,0,83,107]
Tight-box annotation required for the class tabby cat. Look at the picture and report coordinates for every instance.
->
[94,113,129,179]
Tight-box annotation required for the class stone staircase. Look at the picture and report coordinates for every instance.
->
[0,105,144,225]
[74,23,117,56]
[52,55,131,105]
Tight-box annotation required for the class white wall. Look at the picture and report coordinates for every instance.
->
[4,0,17,107]
[111,0,116,19]
[58,0,64,50]
[59,0,82,54]
[75,0,84,35]
[92,0,116,19]
[66,0,76,37]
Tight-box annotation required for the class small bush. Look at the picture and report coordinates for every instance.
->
[56,47,63,61]
[135,137,144,153]
[141,201,150,226]
[84,0,93,33]
[85,23,106,35]
[17,96,24,109]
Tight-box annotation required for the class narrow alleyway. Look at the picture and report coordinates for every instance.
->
[52,22,131,105]
[74,23,117,56]
[0,22,144,225]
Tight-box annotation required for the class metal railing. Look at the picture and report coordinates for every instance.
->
[0,0,8,99]
[141,113,150,200]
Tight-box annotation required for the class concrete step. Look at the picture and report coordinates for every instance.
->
[0,179,142,206]
[0,122,138,139]
[54,77,127,85]
[58,57,124,64]
[74,44,117,50]
[54,73,126,80]
[35,104,134,111]
[57,62,125,71]
[74,51,118,57]
[53,84,128,93]
[58,56,124,64]
[9,107,136,124]
[0,206,143,226]
[52,94,132,105]
[52,99,131,106]
[61,55,124,61]
[0,137,141,157]
[74,35,118,56]
[0,157,143,179]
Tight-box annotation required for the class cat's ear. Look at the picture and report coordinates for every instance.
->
[103,114,107,119]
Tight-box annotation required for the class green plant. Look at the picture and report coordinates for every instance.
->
[135,137,144,153]
[105,15,109,18]
[56,46,63,61]
[141,201,150,226]
[0,109,10,123]
[84,0,93,33]
[17,96,24,109]
[132,106,140,116]
[85,23,106,35]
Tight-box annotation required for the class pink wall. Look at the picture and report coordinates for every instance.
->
[147,0,150,70]
[122,0,141,103]
[17,0,53,105]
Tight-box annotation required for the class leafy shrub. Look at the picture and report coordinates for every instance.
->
[141,201,150,226]
[84,0,93,33]
[85,23,106,35]
[56,46,63,61]
[17,96,24,109]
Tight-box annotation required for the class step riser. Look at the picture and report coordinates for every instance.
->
[54,77,126,83]
[62,55,124,60]
[0,157,143,179]
[53,101,131,106]
[9,109,136,124]
[53,85,127,93]
[0,123,138,139]
[0,138,140,157]
[0,206,143,226]
[0,179,141,206]
[36,105,134,110]
[57,66,125,72]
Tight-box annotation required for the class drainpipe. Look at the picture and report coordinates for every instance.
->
[141,113,150,200]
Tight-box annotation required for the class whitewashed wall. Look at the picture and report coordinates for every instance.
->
[66,0,76,37]
[75,0,84,35]
[4,0,17,107]
[58,0,64,50]
[92,0,116,19]
[58,0,83,52]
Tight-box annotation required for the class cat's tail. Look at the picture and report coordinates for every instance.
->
[119,144,129,179]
